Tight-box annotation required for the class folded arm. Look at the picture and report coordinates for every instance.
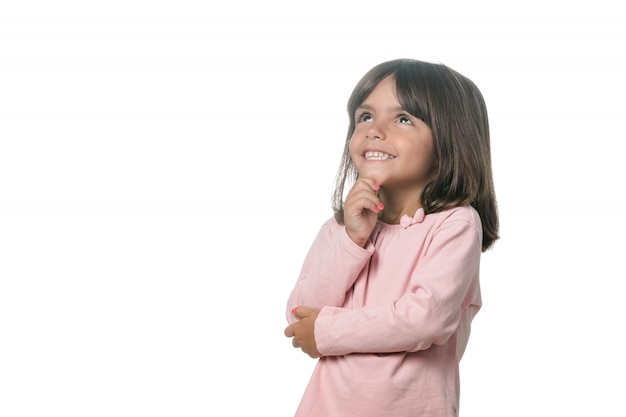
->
[285,220,374,325]
[315,217,482,356]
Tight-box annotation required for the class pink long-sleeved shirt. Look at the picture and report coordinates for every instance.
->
[286,206,483,417]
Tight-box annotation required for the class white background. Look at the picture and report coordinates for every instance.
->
[1,0,625,416]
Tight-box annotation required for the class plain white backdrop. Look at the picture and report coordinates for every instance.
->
[1,0,624,416]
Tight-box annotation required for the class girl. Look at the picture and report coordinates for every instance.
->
[284,59,498,417]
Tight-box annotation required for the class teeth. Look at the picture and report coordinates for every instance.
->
[365,151,395,160]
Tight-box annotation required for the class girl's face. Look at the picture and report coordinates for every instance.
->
[349,76,435,195]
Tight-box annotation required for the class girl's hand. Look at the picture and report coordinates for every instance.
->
[284,306,322,358]
[343,178,383,247]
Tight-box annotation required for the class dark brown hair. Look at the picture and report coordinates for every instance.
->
[331,59,499,251]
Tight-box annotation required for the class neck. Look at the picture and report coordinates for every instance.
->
[377,188,422,224]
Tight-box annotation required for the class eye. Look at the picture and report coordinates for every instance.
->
[356,112,372,123]
[398,114,413,125]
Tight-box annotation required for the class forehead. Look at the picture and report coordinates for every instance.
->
[359,76,401,107]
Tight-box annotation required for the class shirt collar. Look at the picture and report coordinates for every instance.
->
[399,208,425,228]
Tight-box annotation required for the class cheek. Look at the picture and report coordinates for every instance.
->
[425,150,437,175]
[421,136,436,170]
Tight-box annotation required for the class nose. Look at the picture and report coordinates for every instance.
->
[366,123,385,140]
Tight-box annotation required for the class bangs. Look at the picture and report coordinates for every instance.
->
[346,60,433,129]
[393,66,432,126]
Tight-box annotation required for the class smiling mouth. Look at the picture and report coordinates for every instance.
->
[364,151,396,161]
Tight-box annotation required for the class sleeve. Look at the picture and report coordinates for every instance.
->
[314,216,482,356]
[285,219,374,325]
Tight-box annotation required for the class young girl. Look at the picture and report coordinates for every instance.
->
[284,59,498,417]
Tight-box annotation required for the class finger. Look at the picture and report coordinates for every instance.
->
[346,194,384,215]
[284,324,295,338]
[360,179,381,196]
[345,187,381,205]
[293,306,314,319]
[345,184,382,208]
[348,179,380,198]
[355,177,379,190]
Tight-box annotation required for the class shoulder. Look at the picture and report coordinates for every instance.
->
[425,206,482,244]
[315,216,346,240]
[321,216,343,231]
[427,205,481,227]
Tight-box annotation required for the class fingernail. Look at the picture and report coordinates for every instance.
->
[375,206,381,213]
[373,183,380,190]
[291,307,296,315]
[378,203,384,210]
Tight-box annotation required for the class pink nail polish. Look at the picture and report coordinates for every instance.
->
[291,307,296,315]
[373,183,380,190]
